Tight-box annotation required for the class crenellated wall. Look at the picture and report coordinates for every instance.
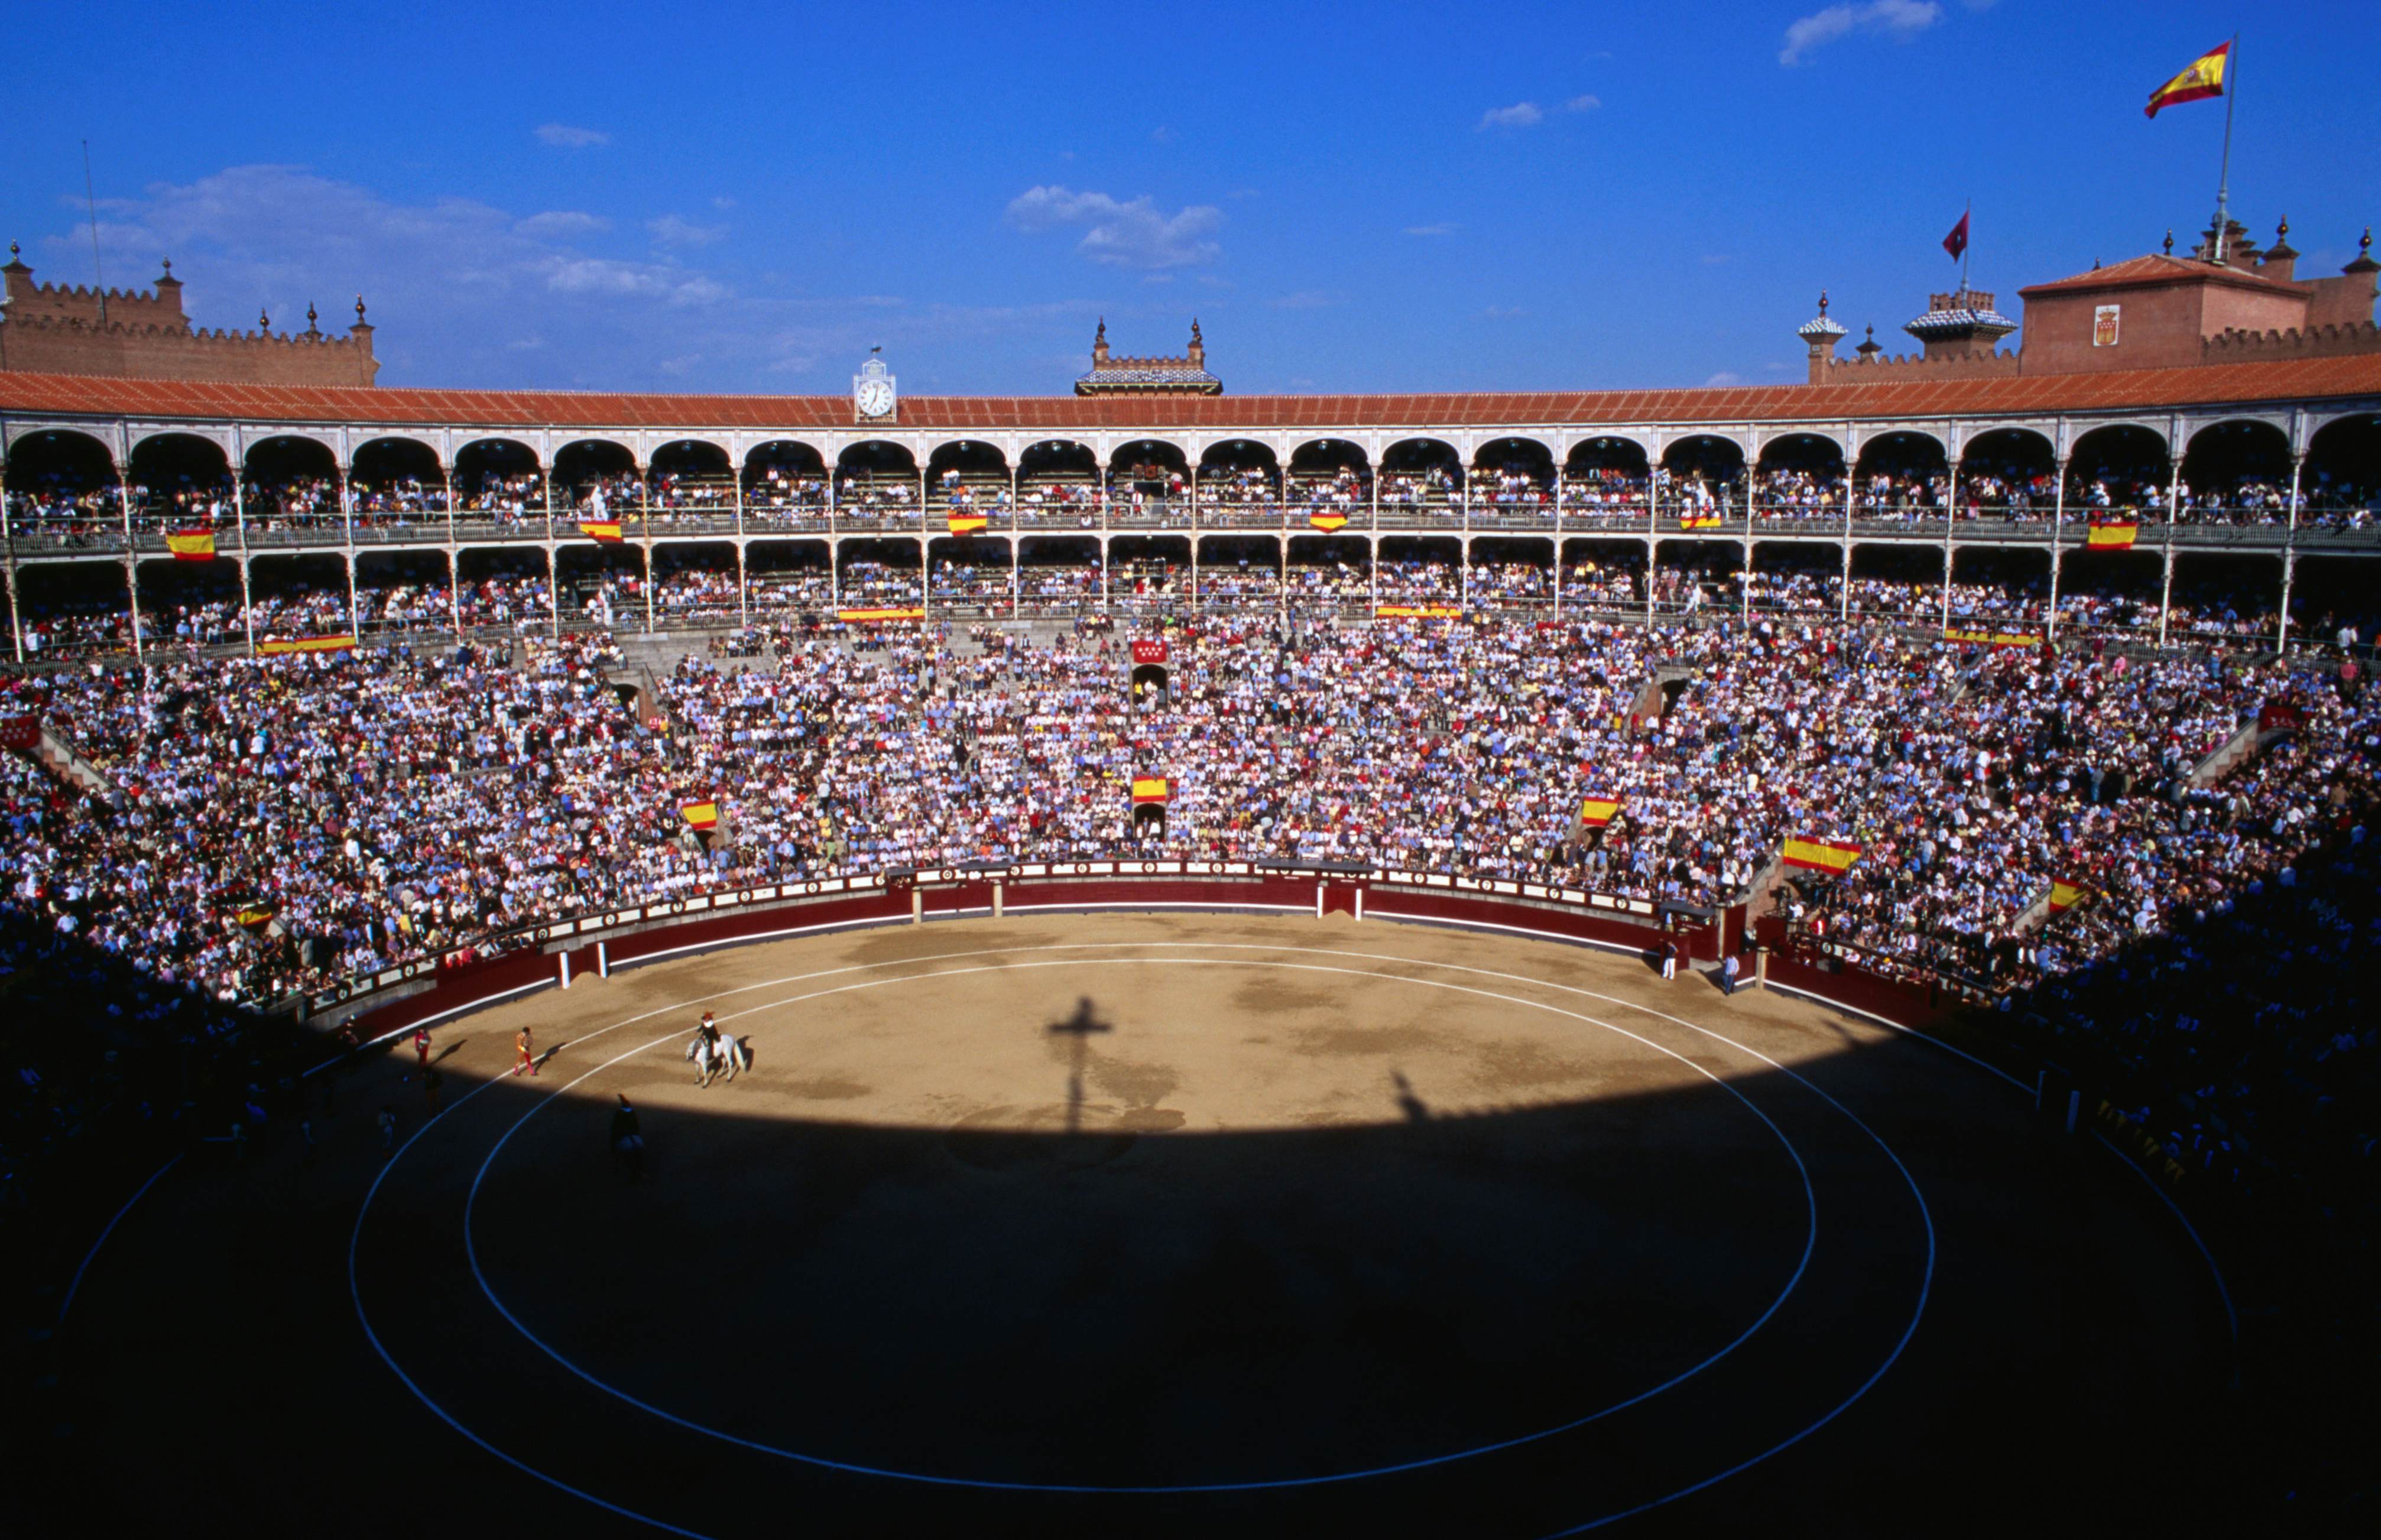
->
[2202,319,2381,363]
[1,254,378,386]
[1813,349,2023,385]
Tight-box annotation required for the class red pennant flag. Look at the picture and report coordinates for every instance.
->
[1942,211,1969,262]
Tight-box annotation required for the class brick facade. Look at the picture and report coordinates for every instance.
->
[0,249,378,387]
[1805,217,2380,386]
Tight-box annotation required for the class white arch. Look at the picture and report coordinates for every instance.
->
[348,428,446,469]
[452,433,546,469]
[125,423,235,461]
[1471,433,1561,466]
[2179,414,2294,459]
[2064,418,2172,461]
[1753,427,1848,466]
[1561,429,1656,462]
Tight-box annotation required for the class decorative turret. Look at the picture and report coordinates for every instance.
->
[1075,321,1221,396]
[1798,290,1848,382]
[1855,323,1882,361]
[2348,228,2379,277]
[1904,287,2017,359]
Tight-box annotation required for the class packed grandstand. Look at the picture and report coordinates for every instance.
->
[6,317,2381,1524]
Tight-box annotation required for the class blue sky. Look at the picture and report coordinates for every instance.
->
[4,1,2375,397]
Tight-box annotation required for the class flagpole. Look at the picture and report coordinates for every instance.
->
[2213,34,2239,262]
[1960,198,1971,292]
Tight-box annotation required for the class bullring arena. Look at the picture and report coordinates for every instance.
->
[47,890,2230,1536]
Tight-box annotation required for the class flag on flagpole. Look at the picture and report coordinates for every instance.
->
[166,528,218,561]
[1942,210,1970,262]
[2146,41,2230,117]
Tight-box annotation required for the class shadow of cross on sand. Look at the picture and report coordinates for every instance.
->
[1045,996,1115,1135]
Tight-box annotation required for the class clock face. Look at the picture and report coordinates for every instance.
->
[856,379,896,417]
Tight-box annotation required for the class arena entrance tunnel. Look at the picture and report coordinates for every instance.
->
[40,870,2243,1539]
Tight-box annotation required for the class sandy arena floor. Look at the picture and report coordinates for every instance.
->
[44,912,2234,1536]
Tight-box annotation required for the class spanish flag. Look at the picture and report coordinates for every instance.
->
[1309,511,1350,532]
[1579,795,1622,828]
[837,606,926,623]
[1781,836,1861,875]
[2087,519,2139,551]
[680,800,719,831]
[1679,511,1723,531]
[1376,604,1463,619]
[258,635,358,655]
[230,902,277,930]
[2048,879,2088,912]
[166,528,218,561]
[1131,776,1170,805]
[580,520,624,543]
[2146,41,2229,118]
[947,511,988,535]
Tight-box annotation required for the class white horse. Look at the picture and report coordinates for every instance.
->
[686,1031,750,1087]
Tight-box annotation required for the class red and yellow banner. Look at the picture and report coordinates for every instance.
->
[1781,836,1862,875]
[2146,41,2228,118]
[1309,511,1350,532]
[228,902,277,930]
[1679,511,1723,531]
[679,800,719,831]
[1942,628,2045,649]
[579,520,625,543]
[837,606,925,623]
[2047,879,2088,913]
[1130,776,1170,805]
[166,528,218,561]
[946,511,988,535]
[258,635,358,655]
[1578,796,1622,828]
[1376,604,1462,619]
[2087,519,2139,550]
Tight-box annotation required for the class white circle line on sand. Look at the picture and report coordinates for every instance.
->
[456,956,1829,1495]
[340,935,1935,1533]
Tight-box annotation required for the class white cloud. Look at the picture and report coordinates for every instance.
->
[1477,102,1544,131]
[1780,0,1942,66]
[647,214,728,248]
[1404,222,1458,236]
[540,256,725,306]
[28,161,1114,391]
[1565,95,1602,112]
[1004,185,1223,269]
[534,123,610,148]
[513,210,609,239]
[1269,289,1346,310]
[1704,371,1750,387]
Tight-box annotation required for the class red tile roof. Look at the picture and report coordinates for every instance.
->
[2018,253,2297,299]
[1,355,2376,436]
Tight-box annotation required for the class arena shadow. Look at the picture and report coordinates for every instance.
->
[28,1015,2247,1540]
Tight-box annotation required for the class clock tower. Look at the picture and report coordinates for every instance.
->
[852,353,897,423]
